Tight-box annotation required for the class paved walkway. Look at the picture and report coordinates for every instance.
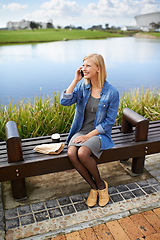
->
[51,208,160,240]
[0,153,160,240]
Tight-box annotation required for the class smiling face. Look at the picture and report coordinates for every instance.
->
[83,53,107,88]
[82,58,99,80]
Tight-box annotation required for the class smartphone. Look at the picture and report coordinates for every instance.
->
[80,70,84,77]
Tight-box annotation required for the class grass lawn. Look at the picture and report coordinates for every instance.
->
[139,32,160,38]
[0,29,127,44]
[148,32,160,37]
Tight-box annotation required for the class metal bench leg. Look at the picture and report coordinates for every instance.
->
[11,179,27,200]
[131,156,145,175]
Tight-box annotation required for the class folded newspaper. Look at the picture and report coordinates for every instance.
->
[33,143,65,155]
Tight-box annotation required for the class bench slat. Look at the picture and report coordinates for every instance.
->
[0,120,160,182]
[0,135,159,182]
[0,125,159,158]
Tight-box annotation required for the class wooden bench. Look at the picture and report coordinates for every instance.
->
[0,108,160,200]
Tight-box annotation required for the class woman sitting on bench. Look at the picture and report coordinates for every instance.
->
[60,53,119,207]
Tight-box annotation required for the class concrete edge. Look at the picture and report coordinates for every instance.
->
[23,199,160,240]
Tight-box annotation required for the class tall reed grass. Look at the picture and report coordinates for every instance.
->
[0,88,159,141]
[116,88,160,125]
[0,93,75,141]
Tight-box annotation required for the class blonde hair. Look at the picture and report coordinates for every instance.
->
[83,53,107,88]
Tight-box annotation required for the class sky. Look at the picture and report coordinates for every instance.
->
[0,0,160,29]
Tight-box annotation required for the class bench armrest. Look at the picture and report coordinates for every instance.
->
[5,121,23,163]
[121,108,149,142]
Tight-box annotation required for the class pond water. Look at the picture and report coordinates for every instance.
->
[0,37,160,105]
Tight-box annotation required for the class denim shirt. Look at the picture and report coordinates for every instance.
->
[60,80,119,150]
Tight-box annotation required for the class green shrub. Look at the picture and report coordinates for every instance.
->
[0,93,75,141]
[0,88,159,141]
[116,88,160,125]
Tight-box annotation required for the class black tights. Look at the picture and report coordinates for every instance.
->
[68,145,105,190]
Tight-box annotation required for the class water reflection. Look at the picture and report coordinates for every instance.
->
[0,37,160,105]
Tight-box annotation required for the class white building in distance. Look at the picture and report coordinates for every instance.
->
[7,20,48,30]
[135,12,160,31]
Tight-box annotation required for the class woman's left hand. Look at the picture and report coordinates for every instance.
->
[73,135,89,143]
[73,129,99,143]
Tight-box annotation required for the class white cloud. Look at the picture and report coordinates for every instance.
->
[40,0,81,16]
[2,3,28,12]
[35,0,159,26]
[24,0,82,26]
[86,0,160,18]
[2,0,159,28]
[140,0,159,14]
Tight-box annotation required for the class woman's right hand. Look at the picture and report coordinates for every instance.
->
[74,67,84,83]
[65,67,83,94]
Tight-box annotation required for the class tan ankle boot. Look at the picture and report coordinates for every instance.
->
[86,189,98,207]
[98,181,109,207]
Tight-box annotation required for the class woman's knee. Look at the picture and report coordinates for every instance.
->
[78,146,91,163]
[68,146,78,164]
